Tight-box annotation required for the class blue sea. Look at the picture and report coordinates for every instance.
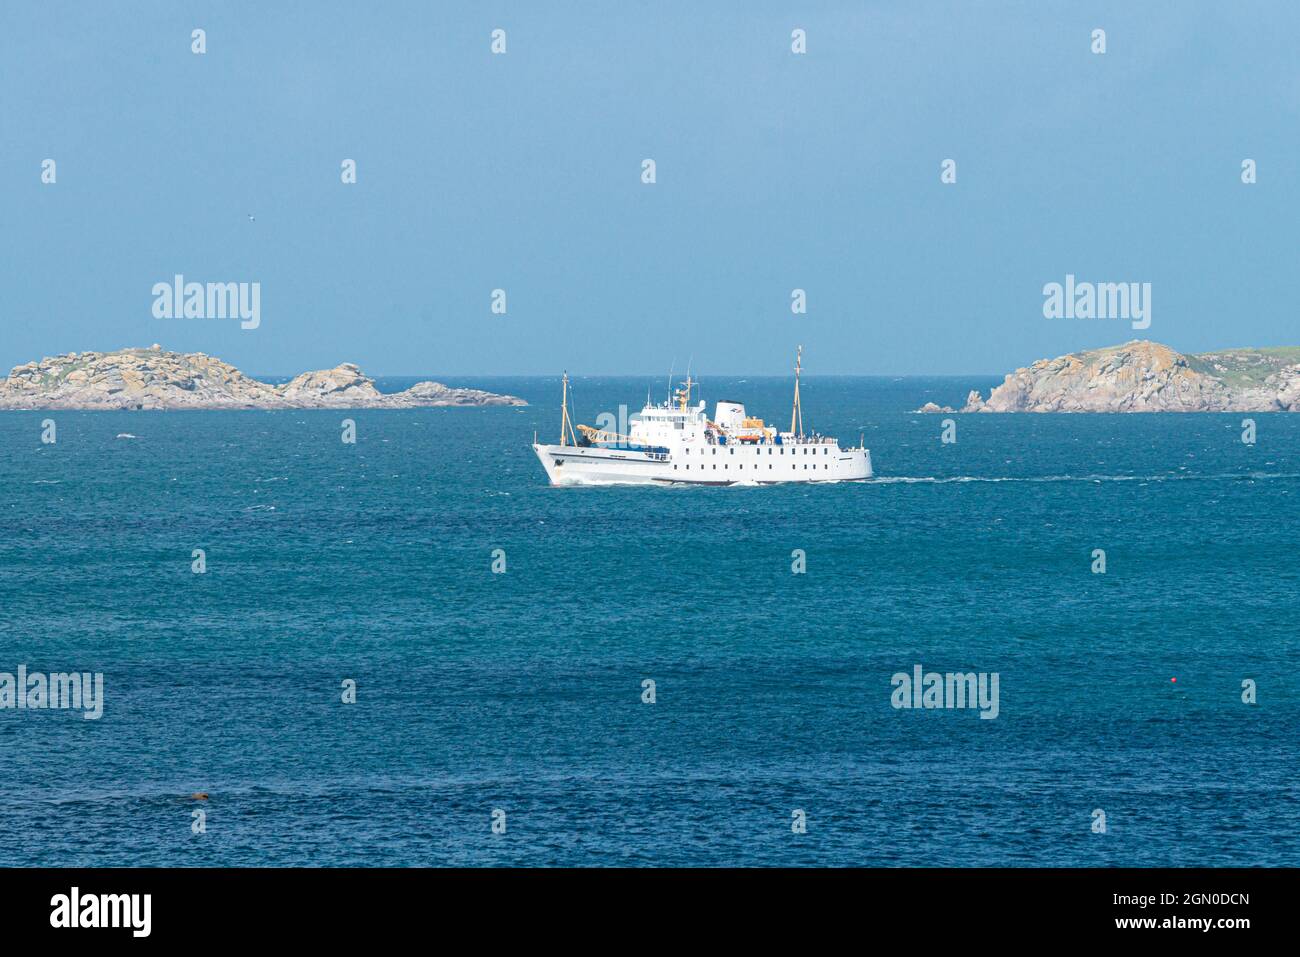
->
[2,376,1297,866]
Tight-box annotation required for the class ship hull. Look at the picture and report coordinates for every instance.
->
[534,443,872,486]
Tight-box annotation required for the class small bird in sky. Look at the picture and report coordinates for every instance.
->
[248,213,255,222]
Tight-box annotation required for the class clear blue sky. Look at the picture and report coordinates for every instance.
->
[2,1,1296,376]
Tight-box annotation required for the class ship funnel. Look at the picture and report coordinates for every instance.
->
[714,401,746,430]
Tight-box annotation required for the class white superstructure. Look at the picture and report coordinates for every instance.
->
[533,347,872,486]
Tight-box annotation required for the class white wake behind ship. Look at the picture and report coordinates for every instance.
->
[533,347,873,486]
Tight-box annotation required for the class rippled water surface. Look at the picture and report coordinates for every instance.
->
[1,376,1296,865]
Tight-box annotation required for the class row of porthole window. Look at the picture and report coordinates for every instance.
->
[685,446,829,455]
[675,462,830,471]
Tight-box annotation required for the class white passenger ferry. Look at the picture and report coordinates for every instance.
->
[533,347,872,486]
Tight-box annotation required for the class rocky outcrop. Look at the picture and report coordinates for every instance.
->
[963,341,1300,413]
[276,363,390,406]
[0,345,525,410]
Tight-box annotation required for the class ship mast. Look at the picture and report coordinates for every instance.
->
[559,372,577,446]
[675,373,693,411]
[789,345,803,438]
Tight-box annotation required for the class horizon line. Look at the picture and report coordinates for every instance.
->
[246,370,1005,380]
